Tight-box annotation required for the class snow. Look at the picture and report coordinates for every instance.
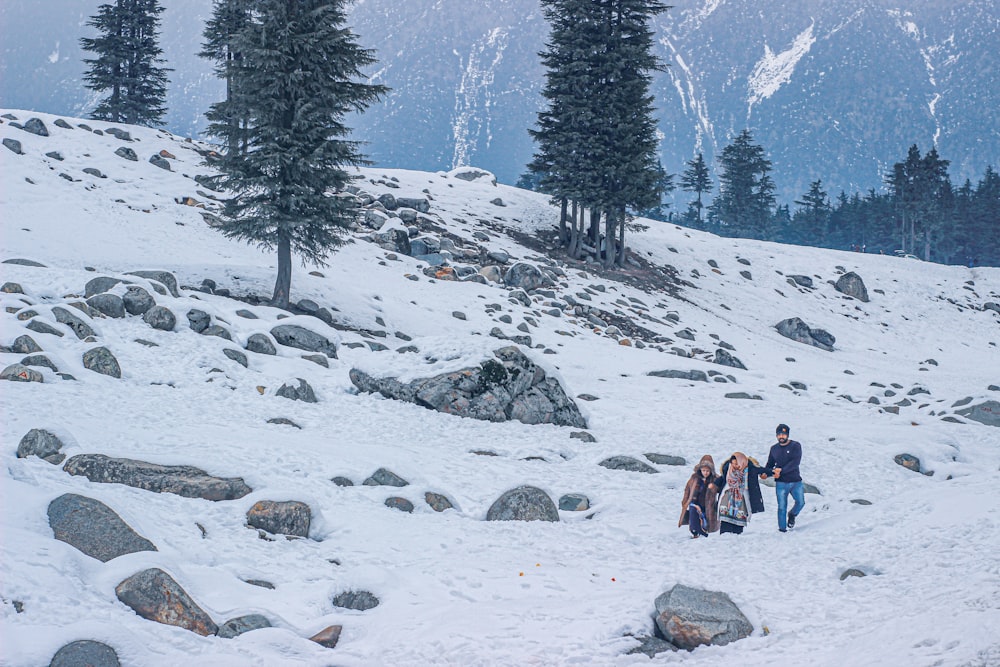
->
[2,110,1000,666]
[747,24,816,115]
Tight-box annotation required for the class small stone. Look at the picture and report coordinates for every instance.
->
[840,569,867,580]
[143,306,176,331]
[644,453,686,466]
[114,146,138,161]
[1,363,44,382]
[570,431,597,443]
[333,590,380,611]
[363,468,409,487]
[558,493,590,511]
[82,347,122,378]
[309,625,342,649]
[331,476,354,487]
[425,492,453,512]
[266,417,301,429]
[246,500,311,537]
[17,428,66,464]
[223,349,248,367]
[217,614,271,639]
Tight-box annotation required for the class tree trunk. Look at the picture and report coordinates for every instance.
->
[616,209,627,266]
[568,200,580,258]
[559,197,568,245]
[589,208,600,256]
[271,234,292,309]
[603,211,616,269]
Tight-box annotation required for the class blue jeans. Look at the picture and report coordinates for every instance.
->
[776,481,805,530]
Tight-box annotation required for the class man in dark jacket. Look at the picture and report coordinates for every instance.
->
[762,423,804,532]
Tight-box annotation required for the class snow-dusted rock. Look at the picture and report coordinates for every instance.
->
[598,456,659,474]
[270,324,338,358]
[49,640,121,667]
[115,568,217,636]
[775,317,835,351]
[246,500,311,537]
[276,378,318,403]
[63,454,252,500]
[486,485,559,522]
[654,584,753,650]
[835,271,870,302]
[48,493,157,562]
[217,614,272,639]
[82,346,121,377]
[17,428,66,464]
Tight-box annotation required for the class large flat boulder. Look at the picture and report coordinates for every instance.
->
[350,346,586,428]
[270,324,338,358]
[48,493,157,562]
[775,317,835,351]
[955,400,1000,427]
[63,454,252,500]
[115,568,217,636]
[486,485,559,522]
[654,584,753,650]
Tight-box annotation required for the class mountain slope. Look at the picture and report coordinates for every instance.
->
[2,111,1000,666]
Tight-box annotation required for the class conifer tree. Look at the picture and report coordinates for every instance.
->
[793,179,831,246]
[210,0,387,308]
[200,0,252,155]
[708,129,776,239]
[680,152,712,228]
[81,0,170,126]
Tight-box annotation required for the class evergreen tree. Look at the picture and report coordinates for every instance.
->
[210,0,387,308]
[680,152,712,229]
[81,0,170,126]
[200,0,253,155]
[708,129,776,239]
[886,145,951,259]
[792,179,831,246]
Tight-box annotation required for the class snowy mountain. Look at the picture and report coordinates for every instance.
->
[1,0,997,201]
[3,110,1000,665]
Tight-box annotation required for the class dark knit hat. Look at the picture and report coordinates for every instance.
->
[776,423,790,435]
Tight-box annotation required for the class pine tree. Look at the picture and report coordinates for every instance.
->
[200,0,252,155]
[680,152,712,229]
[211,0,387,308]
[708,129,776,239]
[793,179,831,246]
[81,0,170,126]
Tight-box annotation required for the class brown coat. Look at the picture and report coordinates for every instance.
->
[677,455,720,533]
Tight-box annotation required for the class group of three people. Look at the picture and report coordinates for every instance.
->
[679,423,805,538]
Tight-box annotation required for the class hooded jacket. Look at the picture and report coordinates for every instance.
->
[678,455,720,533]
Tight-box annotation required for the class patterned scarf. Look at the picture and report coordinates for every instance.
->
[719,464,749,525]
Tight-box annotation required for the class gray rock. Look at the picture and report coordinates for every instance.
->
[3,138,23,154]
[372,227,411,255]
[127,270,180,297]
[236,309,258,319]
[105,127,132,141]
[85,276,127,297]
[713,349,746,370]
[309,625,342,649]
[349,346,587,428]
[775,317,835,351]
[243,579,275,589]
[271,324,337,358]
[558,493,590,511]
[302,353,329,367]
[955,400,1000,427]
[115,568,218,636]
[201,325,232,340]
[187,309,210,333]
[486,485,559,522]
[377,193,397,209]
[245,333,277,355]
[840,568,867,580]
[788,275,813,288]
[654,584,753,650]
[835,272,870,302]
[143,305,176,331]
[11,334,42,354]
[17,428,66,464]
[266,417,300,428]
[223,349,248,367]
[2,281,24,294]
[626,636,678,657]
[332,590,380,611]
[246,500,311,537]
[26,320,64,338]
[217,614,271,639]
[2,363,44,382]
[63,454,252,500]
[570,430,597,443]
[599,456,659,474]
[276,378,317,403]
[2,257,46,267]
[725,392,763,400]
[331,476,354,487]
[122,286,155,315]
[114,146,138,161]
[149,154,171,170]
[48,493,157,562]
[452,167,497,184]
[425,492,454,512]
[82,347,121,378]
[645,453,686,466]
[504,263,547,291]
[52,306,96,339]
[49,640,121,667]
[395,196,431,212]
[87,293,126,318]
[54,118,74,129]
[22,118,49,136]
[83,167,106,179]
[894,453,925,474]
[385,497,415,512]
[363,468,409,487]
[850,499,872,505]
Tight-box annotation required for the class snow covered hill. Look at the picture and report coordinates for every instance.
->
[2,110,1000,666]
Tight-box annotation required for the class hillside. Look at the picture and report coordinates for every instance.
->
[2,111,1000,666]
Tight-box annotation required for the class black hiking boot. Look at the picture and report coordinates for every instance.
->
[787,511,796,529]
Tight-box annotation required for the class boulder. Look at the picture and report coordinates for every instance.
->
[385,497,414,512]
[48,493,157,562]
[245,333,277,355]
[217,614,271,639]
[363,468,409,487]
[276,378,318,402]
[395,196,430,212]
[52,306,96,339]
[2,363,44,382]
[127,270,180,297]
[654,584,753,650]
[2,281,24,293]
[63,454,252,500]
[187,309,211,333]
[149,154,171,170]
[840,568,867,580]
[645,453,686,466]
[3,138,23,154]
[599,456,659,474]
[372,227,411,255]
[713,349,746,370]
[788,275,813,288]
[349,346,587,428]
[49,640,121,667]
[115,568,218,636]
[894,453,926,474]
[143,305,176,331]
[558,493,590,511]
[270,324,337,358]
[105,127,132,141]
[11,334,42,354]
[309,625,342,649]
[17,428,66,464]
[504,263,547,291]
[246,500,311,537]
[648,369,708,382]
[22,354,59,373]
[26,319,64,338]
[449,166,497,185]
[223,349,248,368]
[775,317,835,351]
[955,400,1000,427]
[85,276,127,297]
[122,286,155,315]
[835,272,870,302]
[486,485,559,522]
[201,325,232,340]
[114,146,138,162]
[425,492,454,512]
[82,347,122,378]
[332,590,380,611]
[22,118,49,136]
[87,293,126,318]
[627,636,678,657]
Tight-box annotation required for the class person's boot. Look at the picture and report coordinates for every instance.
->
[787,511,796,529]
